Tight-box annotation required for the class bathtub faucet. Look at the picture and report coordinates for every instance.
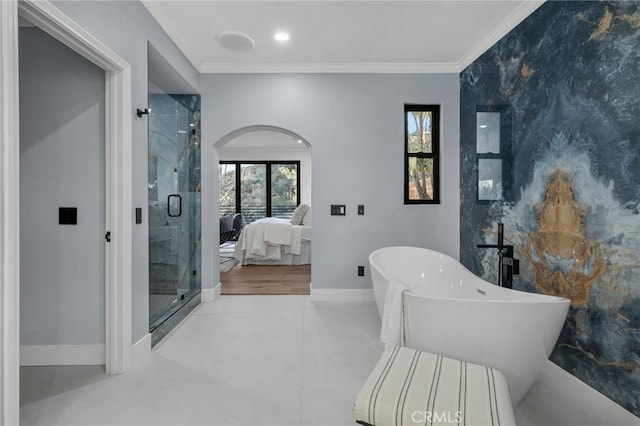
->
[474,223,520,288]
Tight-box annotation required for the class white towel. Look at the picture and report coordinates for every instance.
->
[380,281,410,347]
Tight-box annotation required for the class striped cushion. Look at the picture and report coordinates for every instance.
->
[354,346,516,426]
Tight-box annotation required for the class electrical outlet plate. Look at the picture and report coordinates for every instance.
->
[358,205,364,215]
[358,265,365,276]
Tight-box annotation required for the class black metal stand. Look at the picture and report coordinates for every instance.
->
[475,223,519,288]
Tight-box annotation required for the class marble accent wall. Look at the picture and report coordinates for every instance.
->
[460,1,640,415]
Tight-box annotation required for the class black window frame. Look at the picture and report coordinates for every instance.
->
[404,104,440,204]
[219,160,301,218]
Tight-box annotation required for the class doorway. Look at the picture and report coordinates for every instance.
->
[19,23,106,364]
[2,2,132,422]
[216,126,312,295]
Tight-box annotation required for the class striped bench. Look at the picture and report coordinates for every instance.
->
[354,345,516,426]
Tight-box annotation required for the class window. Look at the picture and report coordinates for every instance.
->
[219,161,300,223]
[405,105,440,204]
[476,106,512,202]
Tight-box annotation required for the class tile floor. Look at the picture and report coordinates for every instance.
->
[20,295,640,426]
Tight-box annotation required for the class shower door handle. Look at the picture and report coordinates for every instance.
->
[167,194,182,217]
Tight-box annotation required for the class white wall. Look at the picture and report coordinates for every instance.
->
[46,0,199,343]
[19,27,105,345]
[201,73,460,291]
[217,147,312,207]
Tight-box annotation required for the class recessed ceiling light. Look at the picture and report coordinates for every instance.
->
[217,30,255,51]
[274,32,290,42]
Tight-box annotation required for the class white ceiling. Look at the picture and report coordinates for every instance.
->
[142,0,544,74]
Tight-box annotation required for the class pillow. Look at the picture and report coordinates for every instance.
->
[302,208,311,226]
[290,204,310,225]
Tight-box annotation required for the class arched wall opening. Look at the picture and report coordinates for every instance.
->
[212,125,312,295]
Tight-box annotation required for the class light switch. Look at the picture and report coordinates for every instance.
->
[331,204,346,216]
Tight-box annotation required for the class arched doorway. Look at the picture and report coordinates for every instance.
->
[215,126,312,295]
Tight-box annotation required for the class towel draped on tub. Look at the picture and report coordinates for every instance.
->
[380,281,410,347]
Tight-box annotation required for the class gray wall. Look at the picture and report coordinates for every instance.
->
[19,27,105,345]
[48,0,199,343]
[200,73,460,290]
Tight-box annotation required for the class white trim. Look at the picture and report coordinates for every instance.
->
[456,0,545,71]
[20,345,106,366]
[18,2,129,72]
[18,0,133,376]
[1,1,21,424]
[131,333,152,369]
[201,284,221,303]
[104,65,132,375]
[200,61,460,74]
[310,286,375,302]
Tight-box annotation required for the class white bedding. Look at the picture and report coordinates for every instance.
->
[234,217,311,265]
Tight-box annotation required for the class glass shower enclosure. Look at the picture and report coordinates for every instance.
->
[147,45,201,346]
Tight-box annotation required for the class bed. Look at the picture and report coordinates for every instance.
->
[234,205,311,265]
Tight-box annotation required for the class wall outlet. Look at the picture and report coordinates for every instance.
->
[358,265,365,276]
[358,205,365,215]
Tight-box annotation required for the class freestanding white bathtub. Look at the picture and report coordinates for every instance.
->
[369,246,570,404]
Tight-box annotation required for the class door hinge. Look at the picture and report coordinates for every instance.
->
[105,231,111,242]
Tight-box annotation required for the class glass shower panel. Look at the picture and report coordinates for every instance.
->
[148,93,201,332]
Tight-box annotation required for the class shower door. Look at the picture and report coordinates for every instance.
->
[148,93,201,342]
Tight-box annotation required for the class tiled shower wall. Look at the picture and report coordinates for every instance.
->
[460,1,640,415]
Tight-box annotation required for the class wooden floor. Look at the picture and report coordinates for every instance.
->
[220,263,311,295]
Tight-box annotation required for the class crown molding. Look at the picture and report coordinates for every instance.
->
[457,0,545,72]
[199,61,460,74]
[145,0,543,76]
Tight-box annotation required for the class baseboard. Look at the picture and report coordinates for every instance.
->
[310,287,375,302]
[20,344,106,366]
[131,333,151,369]
[201,283,221,303]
